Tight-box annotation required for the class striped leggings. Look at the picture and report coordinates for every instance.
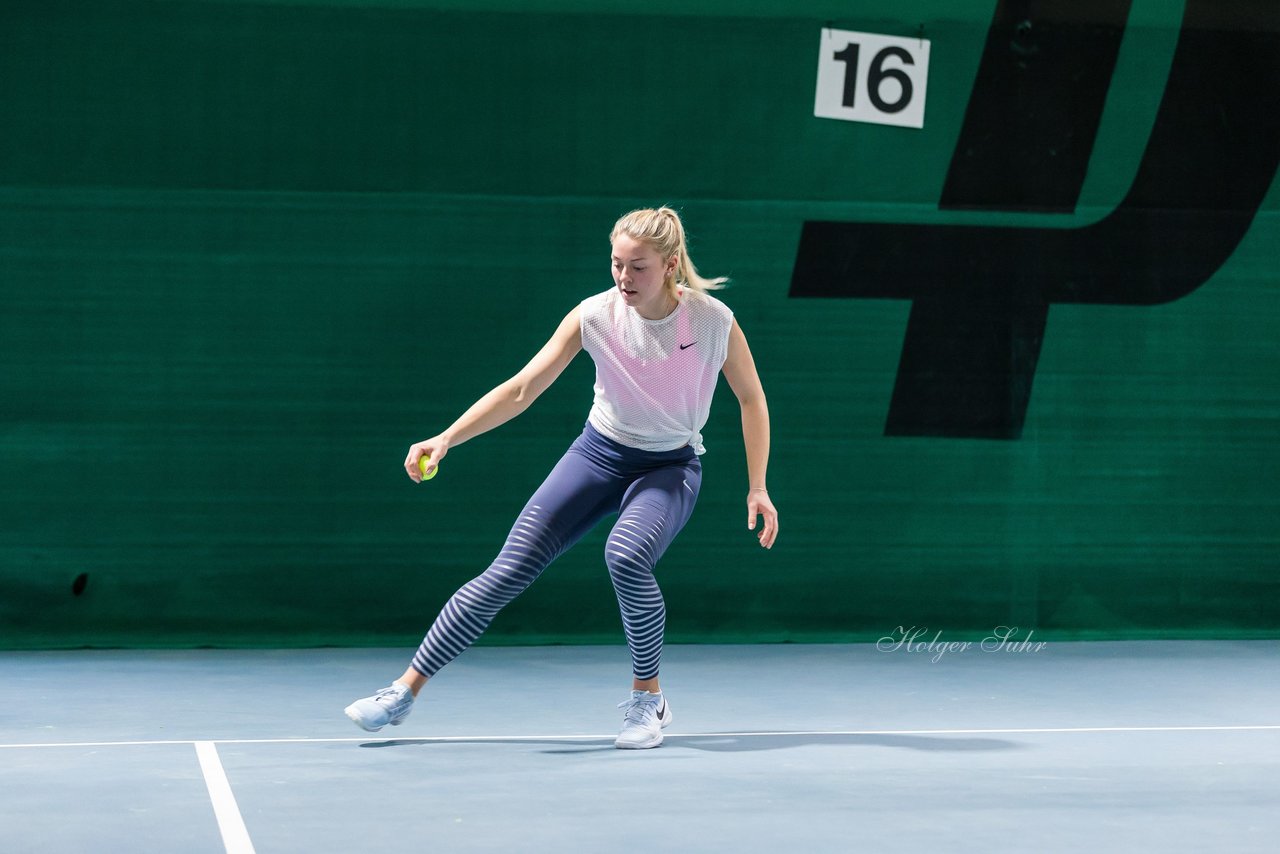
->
[411,422,701,681]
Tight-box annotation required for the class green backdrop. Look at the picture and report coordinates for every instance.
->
[2,0,1276,648]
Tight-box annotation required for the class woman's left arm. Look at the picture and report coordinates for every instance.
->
[721,318,778,549]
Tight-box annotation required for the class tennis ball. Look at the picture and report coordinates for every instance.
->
[418,455,438,481]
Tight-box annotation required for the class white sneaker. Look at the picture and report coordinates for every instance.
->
[344,682,414,732]
[615,690,672,749]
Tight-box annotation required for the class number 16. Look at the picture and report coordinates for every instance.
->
[814,29,930,128]
[833,43,916,114]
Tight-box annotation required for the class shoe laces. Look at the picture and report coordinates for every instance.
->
[374,685,407,705]
[617,694,658,727]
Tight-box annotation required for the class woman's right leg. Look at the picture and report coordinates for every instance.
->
[348,445,620,730]
[406,446,622,685]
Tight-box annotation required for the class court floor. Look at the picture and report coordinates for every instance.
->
[1,639,1277,853]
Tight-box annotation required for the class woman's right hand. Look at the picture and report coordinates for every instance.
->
[404,435,450,483]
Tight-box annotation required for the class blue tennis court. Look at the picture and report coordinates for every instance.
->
[3,640,1276,853]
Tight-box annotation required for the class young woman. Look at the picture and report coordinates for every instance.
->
[345,207,778,749]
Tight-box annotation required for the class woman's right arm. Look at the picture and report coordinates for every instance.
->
[404,305,583,482]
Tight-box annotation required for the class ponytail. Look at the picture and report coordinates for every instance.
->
[610,206,728,297]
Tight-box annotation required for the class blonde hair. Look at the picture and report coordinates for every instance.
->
[609,206,728,297]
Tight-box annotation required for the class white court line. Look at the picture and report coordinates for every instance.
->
[194,741,256,854]
[3,724,1280,749]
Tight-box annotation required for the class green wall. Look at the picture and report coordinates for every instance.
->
[2,0,1276,648]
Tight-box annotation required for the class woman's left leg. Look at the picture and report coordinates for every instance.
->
[604,458,702,684]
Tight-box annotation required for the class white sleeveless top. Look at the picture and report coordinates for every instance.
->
[579,287,734,455]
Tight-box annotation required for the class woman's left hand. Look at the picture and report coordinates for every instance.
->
[747,490,778,549]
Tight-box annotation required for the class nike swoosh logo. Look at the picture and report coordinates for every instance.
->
[679,342,696,350]
[657,700,667,718]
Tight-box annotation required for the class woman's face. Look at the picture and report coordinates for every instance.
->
[611,234,677,319]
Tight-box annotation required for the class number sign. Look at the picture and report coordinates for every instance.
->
[815,28,931,128]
